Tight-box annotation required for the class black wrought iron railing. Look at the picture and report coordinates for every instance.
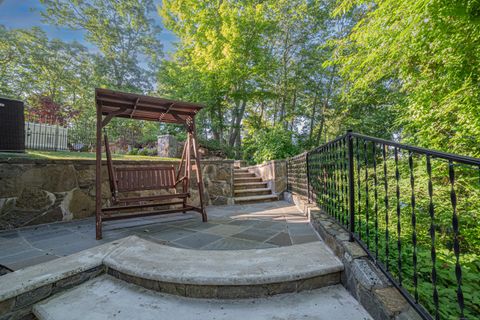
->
[286,131,480,320]
[286,152,309,197]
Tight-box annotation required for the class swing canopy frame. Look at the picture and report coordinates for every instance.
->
[94,88,207,240]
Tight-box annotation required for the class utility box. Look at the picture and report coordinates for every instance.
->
[0,97,25,152]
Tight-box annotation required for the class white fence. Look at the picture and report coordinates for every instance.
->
[25,122,69,151]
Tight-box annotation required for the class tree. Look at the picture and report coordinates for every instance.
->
[160,0,276,151]
[0,26,96,121]
[40,0,163,92]
[159,0,344,158]
[333,0,480,156]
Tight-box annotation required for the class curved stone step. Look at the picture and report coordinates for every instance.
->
[33,276,372,320]
[103,236,343,298]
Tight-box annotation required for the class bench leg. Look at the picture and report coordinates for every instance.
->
[182,199,187,213]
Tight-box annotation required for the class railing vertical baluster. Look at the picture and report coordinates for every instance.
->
[322,147,327,212]
[409,151,417,300]
[330,144,335,219]
[382,144,390,271]
[373,142,379,261]
[347,131,355,241]
[426,156,439,320]
[327,145,330,214]
[306,152,311,203]
[364,140,370,249]
[395,147,402,286]
[286,157,289,193]
[340,139,346,225]
[329,144,334,219]
[449,161,464,319]
[356,137,362,239]
[343,138,349,226]
[334,142,340,221]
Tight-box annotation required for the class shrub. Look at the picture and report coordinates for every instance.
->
[243,124,299,164]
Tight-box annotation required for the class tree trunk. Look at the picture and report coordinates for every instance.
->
[309,95,318,141]
[229,99,247,147]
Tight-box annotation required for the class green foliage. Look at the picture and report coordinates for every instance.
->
[243,122,299,164]
[40,0,163,91]
[317,145,480,319]
[333,0,480,157]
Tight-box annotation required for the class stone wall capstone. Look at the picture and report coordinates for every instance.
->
[0,158,234,230]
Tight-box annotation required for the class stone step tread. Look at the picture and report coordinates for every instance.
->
[103,236,342,286]
[33,276,373,320]
[234,182,268,187]
[234,177,263,181]
[234,188,272,194]
[234,194,279,202]
[234,173,257,177]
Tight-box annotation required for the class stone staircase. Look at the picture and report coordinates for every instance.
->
[234,167,278,204]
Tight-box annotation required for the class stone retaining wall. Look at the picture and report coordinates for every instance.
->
[0,158,234,230]
[243,160,287,195]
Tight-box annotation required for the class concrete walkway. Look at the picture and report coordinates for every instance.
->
[34,275,373,320]
[0,201,320,271]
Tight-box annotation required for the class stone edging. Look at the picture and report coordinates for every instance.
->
[0,236,343,319]
[107,268,340,299]
[0,237,128,320]
[303,205,422,320]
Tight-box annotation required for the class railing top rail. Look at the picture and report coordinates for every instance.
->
[310,133,348,154]
[287,151,308,161]
[349,132,480,166]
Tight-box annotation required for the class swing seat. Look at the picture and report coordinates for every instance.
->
[115,165,185,197]
[101,165,191,218]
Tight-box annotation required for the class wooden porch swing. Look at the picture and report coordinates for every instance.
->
[95,88,207,240]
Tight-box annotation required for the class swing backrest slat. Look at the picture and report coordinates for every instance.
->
[114,166,176,192]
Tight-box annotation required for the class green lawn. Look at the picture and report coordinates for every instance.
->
[0,150,178,161]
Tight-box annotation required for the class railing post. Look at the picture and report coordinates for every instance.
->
[347,130,355,242]
[306,152,311,203]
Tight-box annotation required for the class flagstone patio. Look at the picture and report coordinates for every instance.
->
[0,201,320,271]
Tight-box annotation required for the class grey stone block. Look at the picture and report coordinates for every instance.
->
[14,284,52,309]
[396,306,423,320]
[351,259,388,290]
[231,228,279,242]
[266,232,292,246]
[173,232,222,249]
[296,272,341,291]
[0,298,14,316]
[290,234,319,244]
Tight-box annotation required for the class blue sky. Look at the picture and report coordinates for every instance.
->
[0,0,178,53]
